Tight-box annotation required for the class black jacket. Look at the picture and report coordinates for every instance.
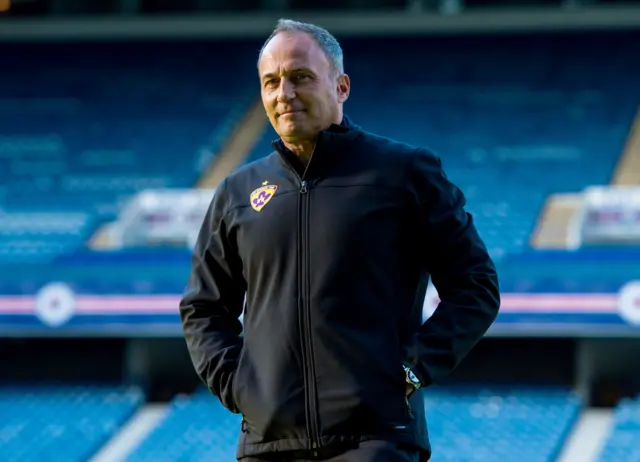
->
[180,117,500,460]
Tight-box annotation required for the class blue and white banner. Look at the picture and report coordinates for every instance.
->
[1,281,640,336]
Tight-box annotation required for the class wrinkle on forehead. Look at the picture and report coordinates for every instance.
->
[260,54,310,72]
[258,32,330,79]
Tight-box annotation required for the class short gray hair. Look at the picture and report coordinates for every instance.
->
[258,19,344,76]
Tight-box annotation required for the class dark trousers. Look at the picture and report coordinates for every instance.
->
[240,440,420,462]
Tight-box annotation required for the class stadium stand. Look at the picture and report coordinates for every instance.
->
[0,385,143,462]
[248,32,640,258]
[1,33,639,262]
[0,212,94,264]
[0,33,637,290]
[424,386,582,462]
[597,395,640,462]
[125,389,242,462]
[0,41,257,262]
[101,385,582,462]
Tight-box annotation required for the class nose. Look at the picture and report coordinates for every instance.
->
[276,78,295,103]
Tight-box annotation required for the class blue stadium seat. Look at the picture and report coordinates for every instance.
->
[0,212,94,264]
[0,385,143,462]
[423,386,581,462]
[126,389,242,462]
[597,395,640,462]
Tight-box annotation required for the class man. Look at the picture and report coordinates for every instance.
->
[180,19,500,462]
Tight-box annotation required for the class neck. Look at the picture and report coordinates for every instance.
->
[282,139,317,164]
[281,113,344,163]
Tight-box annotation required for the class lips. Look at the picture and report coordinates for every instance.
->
[279,110,304,116]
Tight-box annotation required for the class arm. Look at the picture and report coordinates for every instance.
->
[179,178,246,412]
[403,149,500,387]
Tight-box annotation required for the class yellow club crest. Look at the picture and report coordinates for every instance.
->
[250,184,278,212]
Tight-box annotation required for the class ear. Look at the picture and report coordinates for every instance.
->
[336,73,350,104]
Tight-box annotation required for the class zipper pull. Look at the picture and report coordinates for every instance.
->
[300,181,308,194]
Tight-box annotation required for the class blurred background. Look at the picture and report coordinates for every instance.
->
[1,0,640,461]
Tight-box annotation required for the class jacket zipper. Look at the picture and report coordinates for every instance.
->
[299,179,322,455]
[279,149,322,455]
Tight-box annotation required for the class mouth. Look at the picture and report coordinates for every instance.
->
[279,110,305,117]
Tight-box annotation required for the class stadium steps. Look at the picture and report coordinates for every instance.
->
[530,193,582,249]
[89,404,168,462]
[612,107,640,185]
[557,408,614,462]
[89,224,116,250]
[196,98,269,189]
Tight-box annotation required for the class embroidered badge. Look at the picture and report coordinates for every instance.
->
[250,183,278,212]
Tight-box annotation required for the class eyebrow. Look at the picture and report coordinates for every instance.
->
[261,68,314,81]
[261,73,277,82]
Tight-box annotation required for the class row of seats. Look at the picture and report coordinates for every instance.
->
[422,386,581,461]
[598,395,640,462]
[0,212,95,264]
[7,384,640,461]
[0,213,92,235]
[0,41,258,262]
[126,389,242,462]
[0,385,143,462]
[127,385,581,462]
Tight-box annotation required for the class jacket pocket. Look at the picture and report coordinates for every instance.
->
[218,369,239,414]
[231,349,245,413]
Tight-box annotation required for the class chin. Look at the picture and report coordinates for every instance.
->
[277,121,305,136]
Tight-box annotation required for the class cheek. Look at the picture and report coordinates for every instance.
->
[319,91,338,112]
[265,105,279,122]
[261,93,276,110]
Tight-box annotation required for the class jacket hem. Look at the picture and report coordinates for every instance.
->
[236,432,429,459]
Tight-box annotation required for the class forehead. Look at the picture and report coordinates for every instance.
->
[258,31,330,76]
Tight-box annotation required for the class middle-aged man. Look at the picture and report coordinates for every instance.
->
[180,19,501,462]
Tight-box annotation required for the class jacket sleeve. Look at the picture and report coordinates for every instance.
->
[179,178,246,412]
[403,148,501,386]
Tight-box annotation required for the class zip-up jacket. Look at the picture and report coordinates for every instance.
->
[179,116,500,461]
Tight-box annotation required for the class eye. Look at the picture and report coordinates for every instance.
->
[264,78,279,88]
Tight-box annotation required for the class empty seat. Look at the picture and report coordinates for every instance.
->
[0,385,144,462]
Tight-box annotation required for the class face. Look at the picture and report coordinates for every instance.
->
[258,31,350,143]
